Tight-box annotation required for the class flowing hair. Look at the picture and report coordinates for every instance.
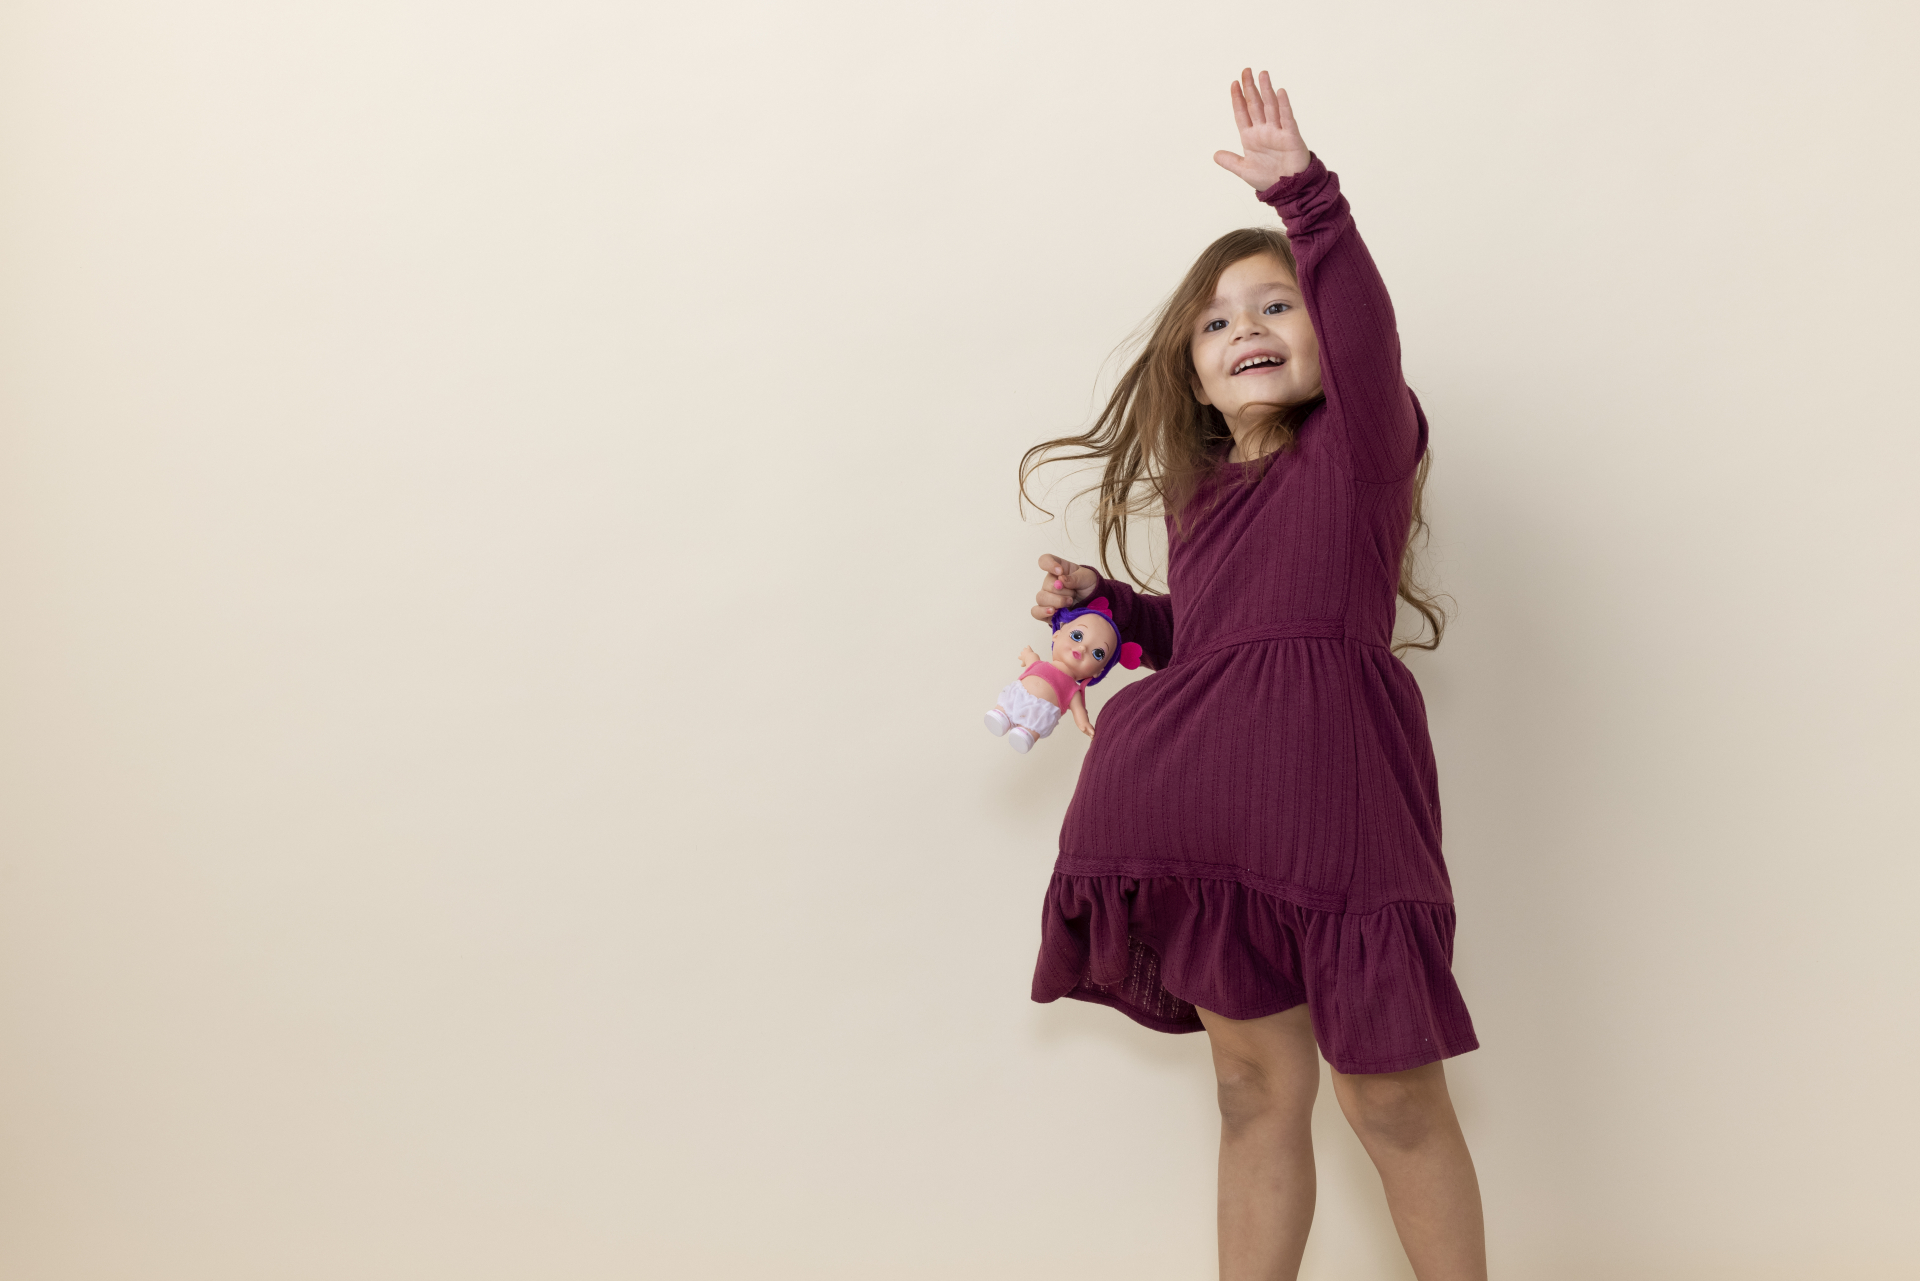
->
[1019,227,1448,654]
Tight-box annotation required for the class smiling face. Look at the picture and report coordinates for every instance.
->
[1049,614,1119,683]
[1189,252,1322,430]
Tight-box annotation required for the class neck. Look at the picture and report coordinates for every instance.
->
[1222,397,1318,463]
[1225,419,1275,465]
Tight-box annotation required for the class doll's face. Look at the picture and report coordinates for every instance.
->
[1050,615,1119,682]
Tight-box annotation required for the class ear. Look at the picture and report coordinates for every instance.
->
[1190,373,1213,407]
[1118,642,1144,670]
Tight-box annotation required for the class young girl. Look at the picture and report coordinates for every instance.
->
[1023,71,1486,1280]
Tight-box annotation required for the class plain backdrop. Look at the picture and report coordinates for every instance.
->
[3,2,1918,1278]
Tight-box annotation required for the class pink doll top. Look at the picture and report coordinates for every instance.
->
[1020,661,1086,711]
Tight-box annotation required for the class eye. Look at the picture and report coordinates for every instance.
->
[1264,302,1290,315]
[1092,648,1106,660]
[1203,318,1227,332]
[1069,629,1084,641]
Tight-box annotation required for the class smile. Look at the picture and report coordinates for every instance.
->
[1232,355,1285,375]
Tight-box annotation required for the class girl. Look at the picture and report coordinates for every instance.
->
[1023,71,1486,1280]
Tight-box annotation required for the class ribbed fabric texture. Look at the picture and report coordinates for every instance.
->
[1030,155,1479,1073]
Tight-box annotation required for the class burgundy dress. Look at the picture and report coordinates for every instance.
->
[1030,156,1479,1075]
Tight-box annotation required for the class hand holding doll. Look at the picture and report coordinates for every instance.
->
[1029,553,1100,622]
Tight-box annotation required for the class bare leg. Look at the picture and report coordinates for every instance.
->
[1196,1004,1320,1281]
[1329,1062,1486,1281]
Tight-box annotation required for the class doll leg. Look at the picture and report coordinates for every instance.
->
[992,681,1061,750]
[984,706,1013,736]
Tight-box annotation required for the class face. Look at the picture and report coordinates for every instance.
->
[1050,614,1118,682]
[1189,253,1322,425]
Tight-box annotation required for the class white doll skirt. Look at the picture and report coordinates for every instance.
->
[996,679,1063,737]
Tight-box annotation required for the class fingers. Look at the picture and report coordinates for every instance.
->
[1233,68,1298,142]
[1229,78,1253,132]
[1256,69,1283,126]
[1037,553,1077,610]
[1037,553,1085,591]
[1267,78,1299,138]
[1035,580,1078,613]
[1215,149,1250,180]
[1034,553,1094,617]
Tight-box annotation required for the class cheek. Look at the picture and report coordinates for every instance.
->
[1295,317,1320,356]
[1288,321,1323,381]
[1190,351,1229,403]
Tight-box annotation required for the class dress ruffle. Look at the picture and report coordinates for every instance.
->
[1033,872,1479,1075]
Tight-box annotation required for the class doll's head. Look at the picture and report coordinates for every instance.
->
[1048,598,1145,687]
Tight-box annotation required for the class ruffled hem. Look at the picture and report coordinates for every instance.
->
[1032,872,1479,1075]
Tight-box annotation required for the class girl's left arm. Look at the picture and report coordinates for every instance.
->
[1215,70,1423,483]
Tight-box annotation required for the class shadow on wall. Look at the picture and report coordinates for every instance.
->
[1405,452,1636,1261]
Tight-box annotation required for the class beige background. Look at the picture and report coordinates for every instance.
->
[3,1,1918,1278]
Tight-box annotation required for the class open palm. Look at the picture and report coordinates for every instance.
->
[1214,68,1311,190]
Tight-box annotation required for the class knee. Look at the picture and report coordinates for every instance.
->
[1335,1071,1451,1152]
[1214,1055,1315,1134]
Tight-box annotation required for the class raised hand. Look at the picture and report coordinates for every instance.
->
[1031,553,1099,622]
[1213,68,1310,191]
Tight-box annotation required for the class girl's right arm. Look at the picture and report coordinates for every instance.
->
[1215,69,1422,483]
[1031,554,1175,670]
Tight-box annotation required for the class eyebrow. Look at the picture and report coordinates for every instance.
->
[1204,282,1301,308]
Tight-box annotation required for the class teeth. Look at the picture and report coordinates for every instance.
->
[1233,356,1281,374]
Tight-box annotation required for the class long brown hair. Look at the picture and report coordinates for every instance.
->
[1019,227,1448,653]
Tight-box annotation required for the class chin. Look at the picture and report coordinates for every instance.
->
[1245,388,1314,414]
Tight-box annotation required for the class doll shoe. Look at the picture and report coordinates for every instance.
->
[1008,727,1036,753]
[984,707,1012,737]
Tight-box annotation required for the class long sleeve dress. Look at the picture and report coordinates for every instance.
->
[1030,156,1479,1075]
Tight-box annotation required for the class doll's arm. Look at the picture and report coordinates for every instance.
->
[1071,689,1094,737]
[1018,645,1041,668]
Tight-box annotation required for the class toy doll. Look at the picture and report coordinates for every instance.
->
[983,597,1142,753]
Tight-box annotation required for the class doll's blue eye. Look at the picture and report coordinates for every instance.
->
[1093,648,1106,660]
[1070,630,1084,641]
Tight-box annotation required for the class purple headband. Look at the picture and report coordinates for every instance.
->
[1049,597,1145,688]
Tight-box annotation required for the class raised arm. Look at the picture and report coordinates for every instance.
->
[1215,70,1422,482]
